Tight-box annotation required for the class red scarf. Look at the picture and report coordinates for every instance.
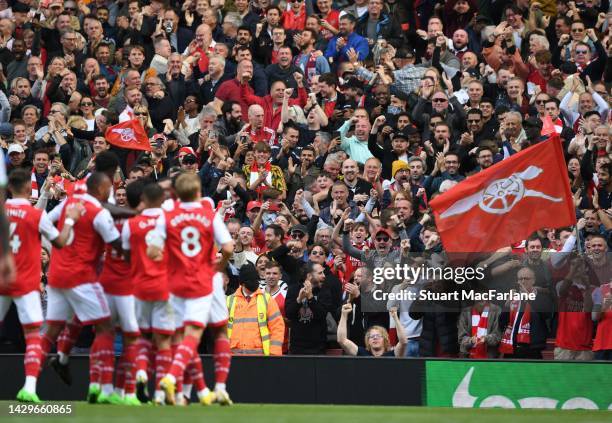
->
[499,300,531,354]
[470,305,489,359]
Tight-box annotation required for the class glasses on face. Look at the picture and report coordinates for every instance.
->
[535,99,548,104]
[49,109,62,114]
[572,28,585,33]
[135,112,148,116]
[65,7,76,11]
[185,98,196,103]
[368,334,382,340]
[291,232,305,239]
[432,98,447,103]
[575,50,589,54]
[81,102,93,107]
[144,82,158,86]
[467,119,481,123]
[376,236,389,242]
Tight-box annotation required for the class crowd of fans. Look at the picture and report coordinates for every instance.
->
[0,0,611,360]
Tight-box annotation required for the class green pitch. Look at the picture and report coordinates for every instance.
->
[2,402,610,423]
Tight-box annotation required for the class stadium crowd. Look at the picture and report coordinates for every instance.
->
[0,0,611,406]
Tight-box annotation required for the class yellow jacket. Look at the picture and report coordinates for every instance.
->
[227,287,285,355]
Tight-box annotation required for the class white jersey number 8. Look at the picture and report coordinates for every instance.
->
[181,226,201,257]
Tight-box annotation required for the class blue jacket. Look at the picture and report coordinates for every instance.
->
[324,32,369,64]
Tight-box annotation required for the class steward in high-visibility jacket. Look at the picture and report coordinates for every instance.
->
[226,286,286,356]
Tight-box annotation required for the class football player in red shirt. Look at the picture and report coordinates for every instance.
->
[1,169,82,402]
[41,172,123,404]
[147,173,234,405]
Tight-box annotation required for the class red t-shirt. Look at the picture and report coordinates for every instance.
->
[99,218,131,296]
[555,281,593,351]
[123,208,169,302]
[2,199,58,296]
[157,199,232,298]
[594,284,612,351]
[215,79,250,121]
[47,194,120,288]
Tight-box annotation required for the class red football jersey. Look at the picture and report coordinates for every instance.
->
[3,199,59,296]
[47,194,120,288]
[99,218,131,296]
[158,199,231,298]
[123,208,169,301]
[555,282,593,351]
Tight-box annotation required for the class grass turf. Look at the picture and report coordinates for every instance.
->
[1,402,610,423]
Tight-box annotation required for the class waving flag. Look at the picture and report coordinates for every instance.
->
[105,119,151,152]
[430,137,575,252]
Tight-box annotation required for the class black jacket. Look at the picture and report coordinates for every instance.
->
[499,292,552,351]
[355,12,404,49]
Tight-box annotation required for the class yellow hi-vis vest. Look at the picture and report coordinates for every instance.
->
[227,291,272,356]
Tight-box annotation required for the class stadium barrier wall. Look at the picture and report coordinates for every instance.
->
[0,355,424,405]
[1,355,611,408]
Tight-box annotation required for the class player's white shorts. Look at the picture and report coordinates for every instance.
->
[106,294,140,336]
[135,299,175,335]
[170,293,213,329]
[0,291,43,327]
[46,283,111,325]
[209,272,228,327]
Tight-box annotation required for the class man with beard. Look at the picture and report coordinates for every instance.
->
[92,75,111,109]
[325,14,369,64]
[522,236,552,294]
[462,145,495,175]
[341,158,371,200]
[235,0,260,33]
[254,6,283,65]
[217,101,244,145]
[294,29,331,85]
[8,77,42,121]
[448,29,470,61]
[338,116,373,165]
[6,39,28,84]
[369,116,410,180]
[458,109,490,156]
[285,262,333,354]
[427,152,465,196]
[118,85,143,122]
[265,46,305,94]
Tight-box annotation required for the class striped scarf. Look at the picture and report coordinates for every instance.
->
[499,300,531,355]
[470,305,489,359]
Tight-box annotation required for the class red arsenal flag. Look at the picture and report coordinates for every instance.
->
[430,136,576,252]
[104,119,151,152]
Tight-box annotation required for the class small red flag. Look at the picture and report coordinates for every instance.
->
[430,137,576,253]
[104,119,151,152]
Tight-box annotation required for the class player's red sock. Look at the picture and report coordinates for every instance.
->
[115,355,125,391]
[171,343,182,394]
[56,317,82,358]
[88,336,101,384]
[38,332,56,376]
[167,335,198,380]
[155,348,172,389]
[92,332,115,386]
[188,354,206,392]
[135,338,152,376]
[214,336,231,385]
[122,342,137,394]
[23,330,42,377]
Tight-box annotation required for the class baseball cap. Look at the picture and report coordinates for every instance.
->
[246,200,262,211]
[179,146,196,156]
[7,144,25,155]
[401,125,419,136]
[290,224,308,235]
[374,227,393,238]
[12,2,30,13]
[49,0,63,8]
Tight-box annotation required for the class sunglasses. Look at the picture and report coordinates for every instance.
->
[376,236,390,242]
[81,102,93,106]
[65,7,76,11]
[572,28,585,32]
[135,112,148,116]
[291,232,305,239]
[432,98,447,103]
[467,119,481,123]
[49,109,62,114]
[575,50,589,54]
[535,99,548,104]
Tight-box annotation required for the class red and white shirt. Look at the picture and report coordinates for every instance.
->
[99,218,131,296]
[47,194,120,288]
[122,208,170,302]
[2,198,59,296]
[154,198,232,298]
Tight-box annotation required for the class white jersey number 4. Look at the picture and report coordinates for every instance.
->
[9,222,21,254]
